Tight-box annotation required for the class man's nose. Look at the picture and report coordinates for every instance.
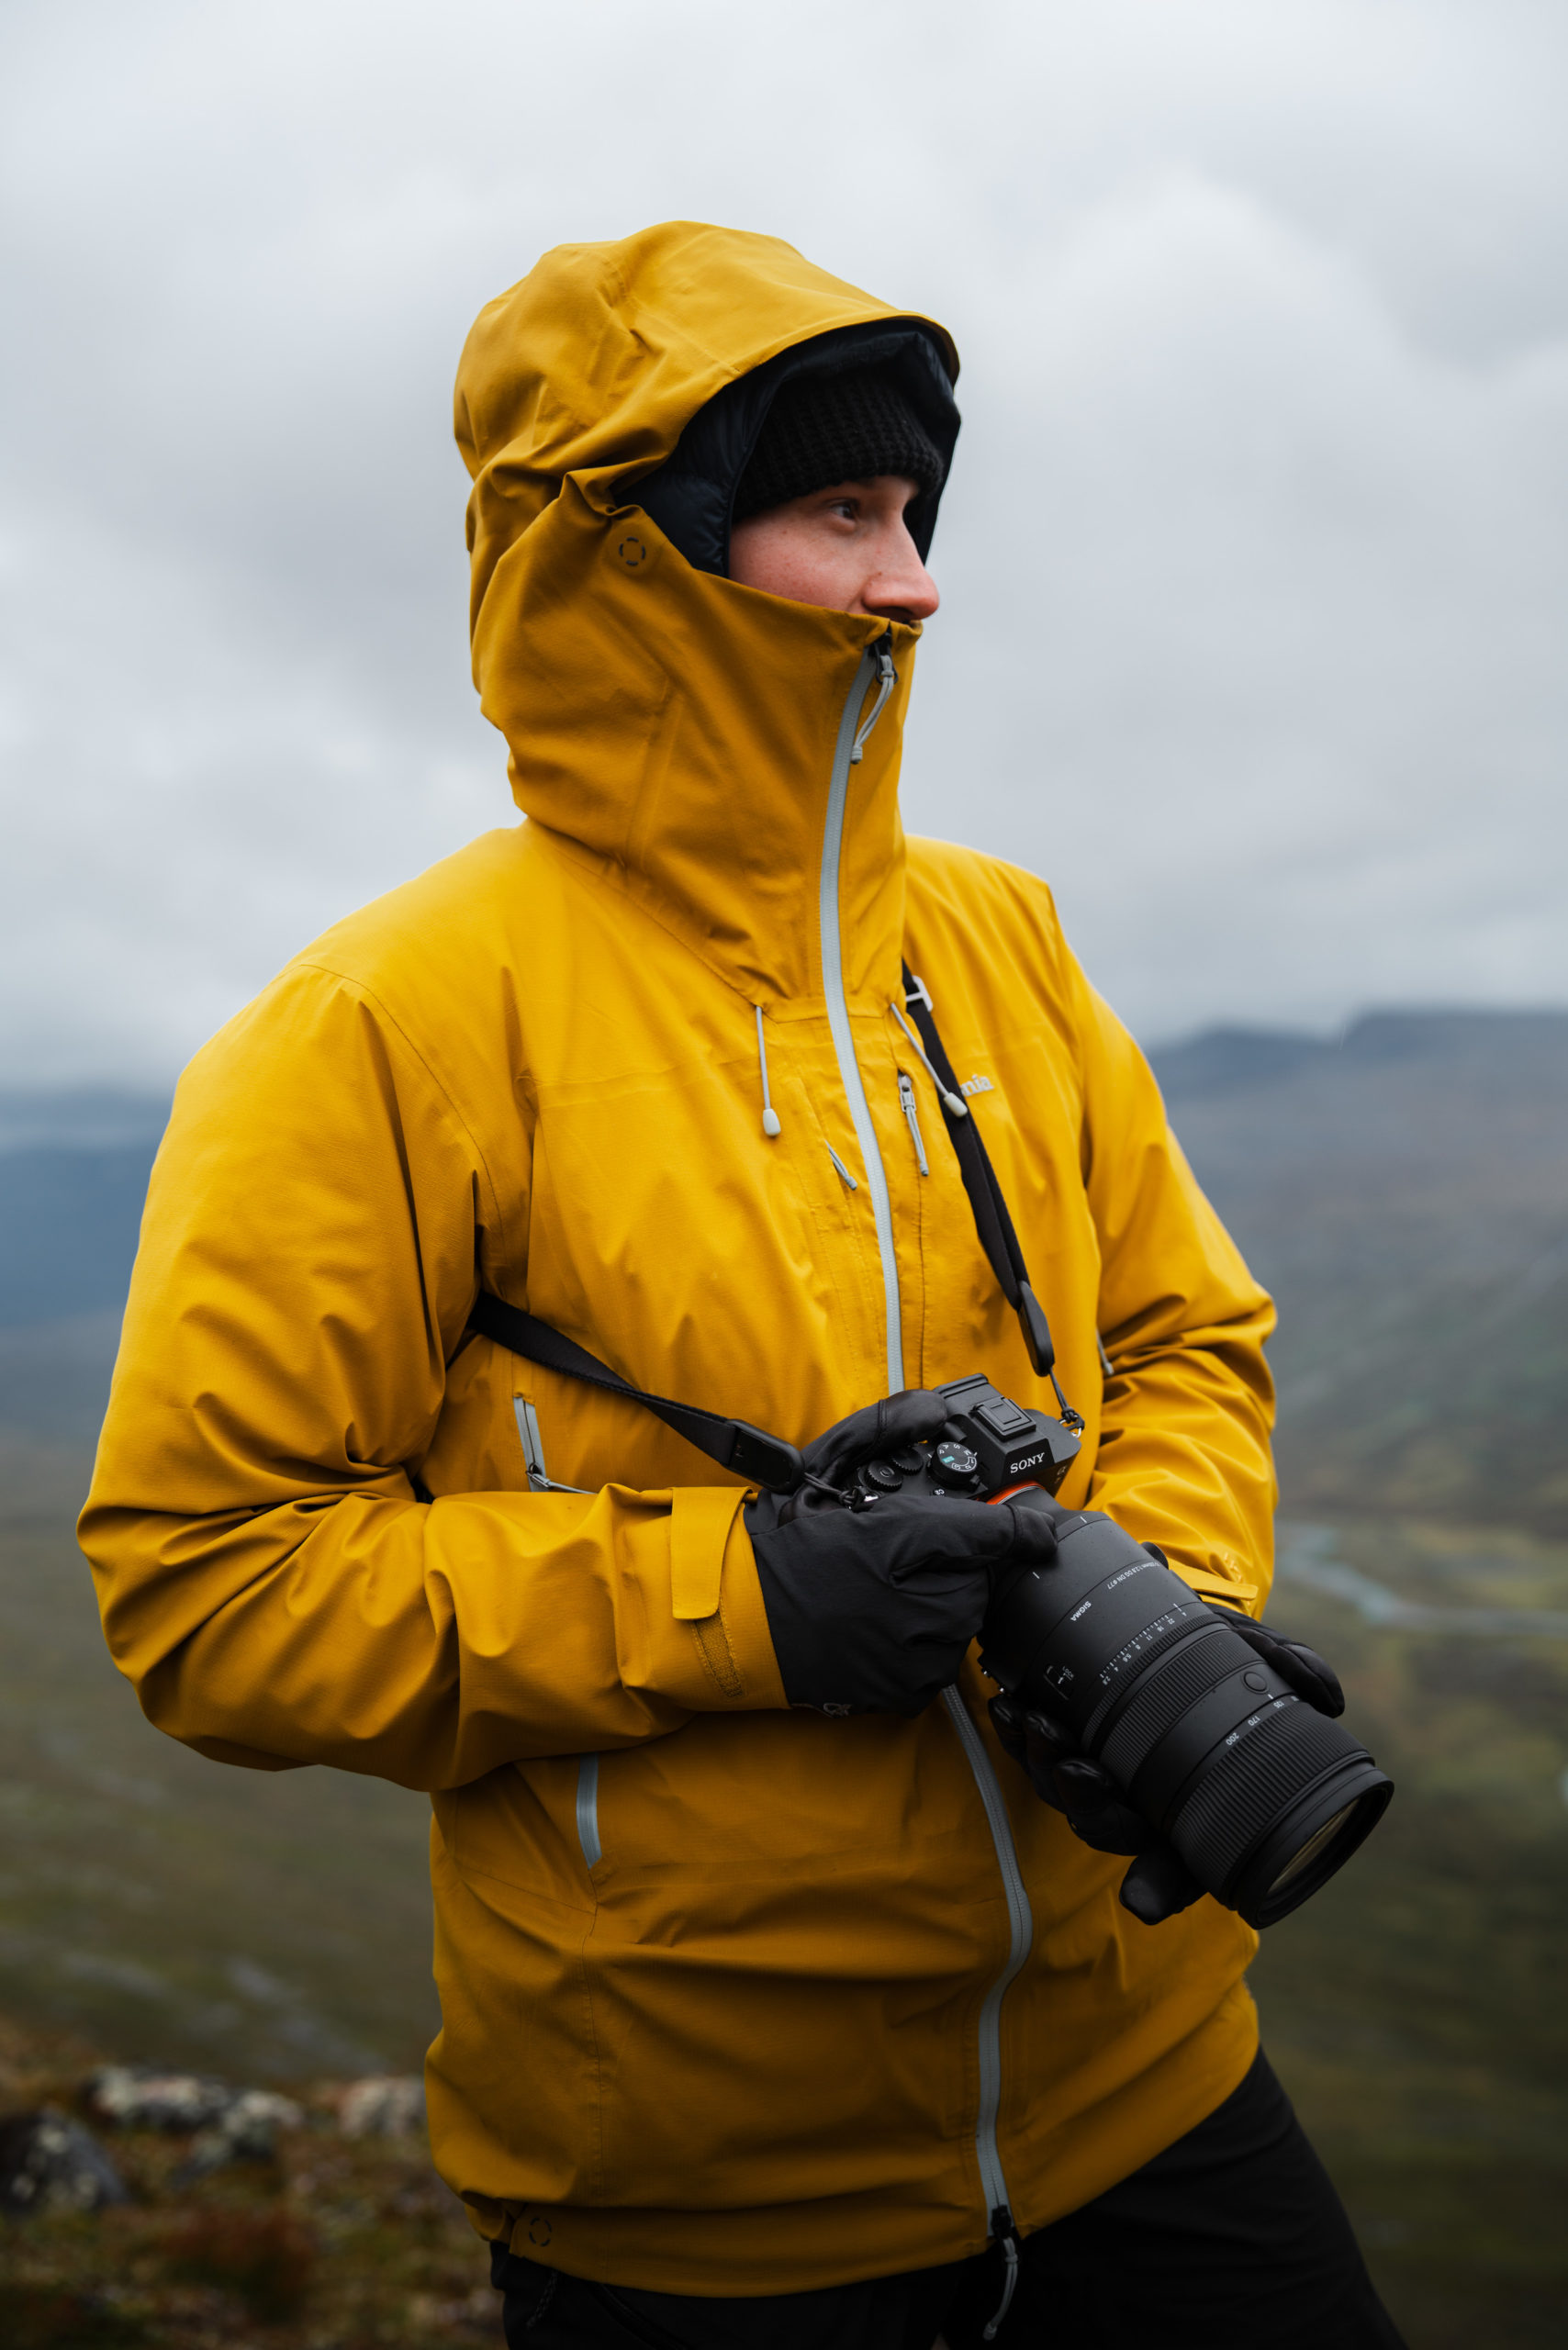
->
[864,525,940,626]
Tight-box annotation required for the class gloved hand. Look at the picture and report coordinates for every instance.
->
[990,1600,1349,1924]
[745,1390,1056,1718]
[1202,1601,1344,1716]
[989,1692,1204,1924]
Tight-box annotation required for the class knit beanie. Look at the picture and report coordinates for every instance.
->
[733,364,946,521]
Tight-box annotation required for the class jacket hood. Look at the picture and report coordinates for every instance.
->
[455,221,959,604]
[453,223,961,1009]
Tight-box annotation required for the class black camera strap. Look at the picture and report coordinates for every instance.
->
[898,963,1080,1429]
[469,969,1080,1494]
[465,1290,806,1494]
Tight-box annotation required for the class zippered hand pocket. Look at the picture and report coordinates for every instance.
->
[898,1070,929,1175]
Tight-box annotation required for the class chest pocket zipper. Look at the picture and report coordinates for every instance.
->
[898,1070,929,1175]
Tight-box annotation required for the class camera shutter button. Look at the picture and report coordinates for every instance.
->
[864,1459,904,1492]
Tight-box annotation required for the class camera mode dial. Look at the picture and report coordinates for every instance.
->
[933,1440,981,1491]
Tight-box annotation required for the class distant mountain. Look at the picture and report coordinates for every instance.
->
[0,1090,170,1157]
[4,1013,1567,1532]
[1150,1012,1568,1535]
[0,1092,169,1450]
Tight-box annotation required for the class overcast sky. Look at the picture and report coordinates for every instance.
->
[3,0,1565,1086]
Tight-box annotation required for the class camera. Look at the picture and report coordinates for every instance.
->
[853,1374,1393,1929]
[853,1371,1083,1502]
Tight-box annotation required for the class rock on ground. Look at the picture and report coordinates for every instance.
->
[0,2105,129,2214]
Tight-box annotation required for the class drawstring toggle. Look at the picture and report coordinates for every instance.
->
[756,1006,782,1137]
[890,999,969,1117]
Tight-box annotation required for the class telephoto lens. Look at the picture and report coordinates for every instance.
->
[980,1492,1393,1928]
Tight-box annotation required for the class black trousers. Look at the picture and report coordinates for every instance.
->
[490,2049,1406,2349]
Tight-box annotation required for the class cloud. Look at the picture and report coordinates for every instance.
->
[1,0,1565,1079]
[905,170,1568,1035]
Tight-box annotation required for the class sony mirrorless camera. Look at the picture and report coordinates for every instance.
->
[851,1371,1083,1503]
[852,1374,1393,1930]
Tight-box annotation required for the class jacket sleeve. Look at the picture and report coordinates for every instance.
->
[1069,961,1277,1617]
[78,963,786,1793]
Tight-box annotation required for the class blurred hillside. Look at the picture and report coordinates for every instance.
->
[1159,1009,1568,1537]
[0,1092,165,1455]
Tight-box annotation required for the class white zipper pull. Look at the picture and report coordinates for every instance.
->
[823,1141,859,1191]
[849,637,897,765]
[898,1071,929,1175]
[755,1005,782,1136]
[982,2213,1021,2339]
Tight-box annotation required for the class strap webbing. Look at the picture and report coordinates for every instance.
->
[900,961,1061,1386]
[467,1290,805,1494]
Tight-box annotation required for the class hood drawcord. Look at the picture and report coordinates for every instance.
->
[891,998,969,1118]
[848,635,897,765]
[756,1006,782,1137]
[756,1001,865,1192]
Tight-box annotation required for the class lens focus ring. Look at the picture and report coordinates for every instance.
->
[1093,1626,1236,1789]
[1169,1701,1362,1901]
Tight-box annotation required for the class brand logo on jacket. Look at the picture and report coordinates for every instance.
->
[960,1073,994,1097]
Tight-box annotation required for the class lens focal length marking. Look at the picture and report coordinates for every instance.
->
[1098,1605,1193,1689]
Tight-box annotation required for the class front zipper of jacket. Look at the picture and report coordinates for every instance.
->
[942,1686,1031,2284]
[820,639,1030,2264]
[820,642,902,1391]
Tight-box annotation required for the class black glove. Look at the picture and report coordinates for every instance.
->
[787,1386,950,1496]
[990,1602,1348,1925]
[989,1691,1204,1924]
[745,1390,1056,1718]
[1203,1602,1345,1716]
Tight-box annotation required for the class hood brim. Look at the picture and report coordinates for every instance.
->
[633,320,960,576]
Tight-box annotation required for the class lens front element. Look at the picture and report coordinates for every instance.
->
[1267,1802,1359,1895]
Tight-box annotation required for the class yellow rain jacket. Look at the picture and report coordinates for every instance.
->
[82,222,1276,2295]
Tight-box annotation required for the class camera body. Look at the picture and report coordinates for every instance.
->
[852,1372,1081,1502]
[857,1371,1393,1930]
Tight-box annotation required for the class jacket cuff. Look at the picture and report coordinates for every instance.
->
[1167,1556,1262,1616]
[644,1488,789,1713]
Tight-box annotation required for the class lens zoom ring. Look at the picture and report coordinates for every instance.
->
[1094,1628,1235,1785]
[1170,1703,1359,1897]
[1078,1611,1211,1746]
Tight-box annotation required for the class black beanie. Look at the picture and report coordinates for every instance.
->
[733,364,946,521]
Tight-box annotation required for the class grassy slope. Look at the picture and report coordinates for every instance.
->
[0,1455,437,2085]
[1251,1518,1568,2348]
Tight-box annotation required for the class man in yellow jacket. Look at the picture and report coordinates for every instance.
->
[82,223,1403,2347]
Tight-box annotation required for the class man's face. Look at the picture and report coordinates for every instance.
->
[728,476,939,626]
